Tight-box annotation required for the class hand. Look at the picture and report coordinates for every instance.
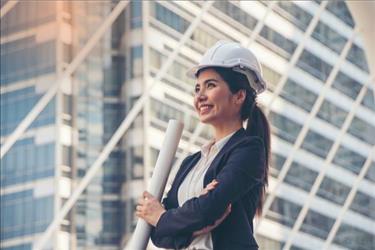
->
[136,191,166,226]
[200,179,219,196]
[192,204,232,237]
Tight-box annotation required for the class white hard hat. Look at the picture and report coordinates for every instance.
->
[187,40,266,94]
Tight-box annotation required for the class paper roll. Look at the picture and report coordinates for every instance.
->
[125,120,184,250]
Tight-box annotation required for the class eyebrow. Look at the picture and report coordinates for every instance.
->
[195,78,219,86]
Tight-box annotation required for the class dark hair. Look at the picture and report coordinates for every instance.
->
[197,67,271,216]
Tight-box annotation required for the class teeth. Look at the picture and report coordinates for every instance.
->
[200,105,211,112]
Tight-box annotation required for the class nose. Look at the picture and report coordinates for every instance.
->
[196,91,207,102]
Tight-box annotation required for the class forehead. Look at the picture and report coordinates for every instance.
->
[196,68,223,83]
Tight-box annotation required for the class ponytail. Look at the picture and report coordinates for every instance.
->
[246,104,270,216]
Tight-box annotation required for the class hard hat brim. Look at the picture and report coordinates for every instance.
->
[186,64,230,78]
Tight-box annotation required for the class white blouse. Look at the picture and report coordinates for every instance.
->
[177,131,236,250]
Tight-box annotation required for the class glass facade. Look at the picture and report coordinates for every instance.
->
[1,1,58,247]
[267,197,302,228]
[1,190,53,240]
[280,79,318,112]
[1,1,374,250]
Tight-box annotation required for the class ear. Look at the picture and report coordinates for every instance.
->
[234,90,246,105]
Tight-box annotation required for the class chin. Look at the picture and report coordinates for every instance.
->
[199,115,216,124]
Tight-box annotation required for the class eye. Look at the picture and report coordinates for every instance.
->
[207,82,216,88]
[194,85,200,93]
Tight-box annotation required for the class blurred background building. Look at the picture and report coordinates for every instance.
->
[1,1,374,250]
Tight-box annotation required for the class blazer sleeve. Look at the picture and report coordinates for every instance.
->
[153,137,265,238]
[150,156,195,249]
[150,196,193,249]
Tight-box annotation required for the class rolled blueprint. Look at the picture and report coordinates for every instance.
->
[125,120,184,250]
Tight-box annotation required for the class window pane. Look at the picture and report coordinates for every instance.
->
[312,21,347,54]
[334,223,375,250]
[346,43,369,73]
[154,3,190,33]
[269,112,302,143]
[285,162,318,191]
[266,197,302,228]
[361,88,375,110]
[130,1,142,29]
[275,2,312,30]
[317,100,348,128]
[348,116,375,145]
[259,25,297,59]
[62,145,72,166]
[332,71,362,99]
[280,79,318,112]
[333,146,366,174]
[365,162,375,183]
[213,1,257,30]
[301,210,334,239]
[302,130,333,158]
[317,176,350,205]
[326,0,355,27]
[350,191,375,220]
[297,50,333,82]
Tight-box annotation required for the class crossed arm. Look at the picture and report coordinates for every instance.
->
[136,138,264,248]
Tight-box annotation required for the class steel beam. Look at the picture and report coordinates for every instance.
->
[0,0,18,18]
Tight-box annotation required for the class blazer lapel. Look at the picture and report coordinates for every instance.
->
[204,128,247,185]
[173,152,201,195]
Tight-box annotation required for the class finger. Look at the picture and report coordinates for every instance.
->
[209,179,219,185]
[208,179,218,185]
[207,182,217,188]
[143,191,154,200]
[193,226,211,237]
[224,204,232,215]
[213,204,232,226]
[142,191,148,198]
[206,183,217,190]
[214,214,227,226]
[207,180,219,188]
[205,181,218,190]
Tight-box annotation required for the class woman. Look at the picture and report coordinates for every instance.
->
[136,41,271,250]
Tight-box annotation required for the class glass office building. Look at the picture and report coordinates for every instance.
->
[1,1,374,250]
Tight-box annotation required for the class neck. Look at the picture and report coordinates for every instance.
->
[212,119,242,141]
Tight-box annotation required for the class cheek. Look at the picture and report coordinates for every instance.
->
[193,97,199,112]
[213,91,231,107]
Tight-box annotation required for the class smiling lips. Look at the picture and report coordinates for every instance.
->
[199,104,213,114]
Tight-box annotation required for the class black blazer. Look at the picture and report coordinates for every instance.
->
[151,128,265,250]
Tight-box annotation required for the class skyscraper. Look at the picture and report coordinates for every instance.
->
[1,1,374,250]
